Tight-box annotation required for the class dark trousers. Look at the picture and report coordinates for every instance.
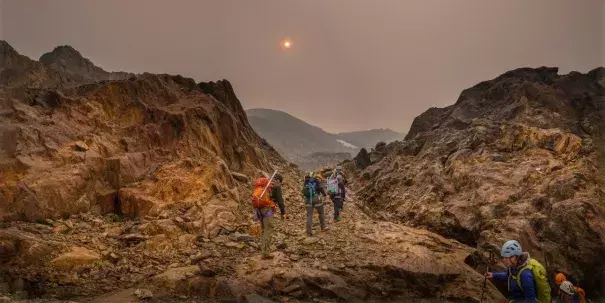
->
[332,197,342,219]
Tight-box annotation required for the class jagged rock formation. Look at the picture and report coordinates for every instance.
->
[0,72,277,222]
[0,41,75,89]
[39,45,134,82]
[0,41,506,302]
[352,67,605,297]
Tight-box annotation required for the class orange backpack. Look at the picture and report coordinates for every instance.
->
[251,178,276,209]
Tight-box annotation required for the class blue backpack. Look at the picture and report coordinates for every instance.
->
[302,178,318,203]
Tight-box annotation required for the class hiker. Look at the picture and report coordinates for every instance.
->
[485,240,551,303]
[302,172,329,236]
[271,173,287,220]
[251,174,279,259]
[335,165,348,184]
[558,281,585,303]
[334,166,347,210]
[327,170,346,222]
[555,273,586,303]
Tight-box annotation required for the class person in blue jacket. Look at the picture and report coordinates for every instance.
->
[486,240,537,303]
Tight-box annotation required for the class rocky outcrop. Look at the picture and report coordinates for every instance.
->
[354,66,605,296]
[0,41,75,90]
[39,45,133,82]
[0,43,280,222]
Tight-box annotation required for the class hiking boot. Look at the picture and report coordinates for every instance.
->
[321,227,330,232]
[334,217,340,222]
[261,254,274,260]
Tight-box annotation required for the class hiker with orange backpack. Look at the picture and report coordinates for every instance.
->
[555,273,587,303]
[485,240,551,303]
[251,171,280,259]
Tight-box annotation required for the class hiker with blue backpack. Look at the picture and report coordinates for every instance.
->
[485,240,551,303]
[327,166,347,222]
[302,172,329,236]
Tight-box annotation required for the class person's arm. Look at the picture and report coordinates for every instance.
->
[338,183,346,200]
[519,270,537,302]
[491,272,508,282]
[317,183,327,196]
[575,287,586,303]
[271,187,286,216]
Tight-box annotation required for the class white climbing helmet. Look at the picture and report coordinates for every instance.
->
[560,281,575,295]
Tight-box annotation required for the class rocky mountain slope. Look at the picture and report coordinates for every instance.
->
[0,41,504,302]
[246,108,356,170]
[39,45,133,82]
[246,109,404,171]
[0,41,75,89]
[346,67,605,297]
[337,128,406,149]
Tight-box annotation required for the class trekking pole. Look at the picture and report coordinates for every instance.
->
[259,170,278,199]
[480,251,494,303]
[540,244,551,283]
[540,243,556,302]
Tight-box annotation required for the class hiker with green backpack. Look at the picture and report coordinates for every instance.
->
[486,240,551,303]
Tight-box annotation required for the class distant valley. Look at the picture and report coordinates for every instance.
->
[245,108,405,170]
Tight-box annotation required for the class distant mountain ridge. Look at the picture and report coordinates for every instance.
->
[337,128,406,149]
[245,108,405,169]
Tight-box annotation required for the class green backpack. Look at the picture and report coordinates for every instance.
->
[511,258,551,303]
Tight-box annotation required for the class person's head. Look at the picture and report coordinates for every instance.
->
[272,173,283,187]
[305,171,315,183]
[500,240,523,267]
[559,281,575,301]
[555,273,567,286]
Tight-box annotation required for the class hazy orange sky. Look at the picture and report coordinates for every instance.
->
[2,0,604,133]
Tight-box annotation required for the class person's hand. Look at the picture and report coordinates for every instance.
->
[485,272,493,279]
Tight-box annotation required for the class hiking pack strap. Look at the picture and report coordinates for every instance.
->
[513,267,530,289]
[306,182,315,204]
[510,266,540,303]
